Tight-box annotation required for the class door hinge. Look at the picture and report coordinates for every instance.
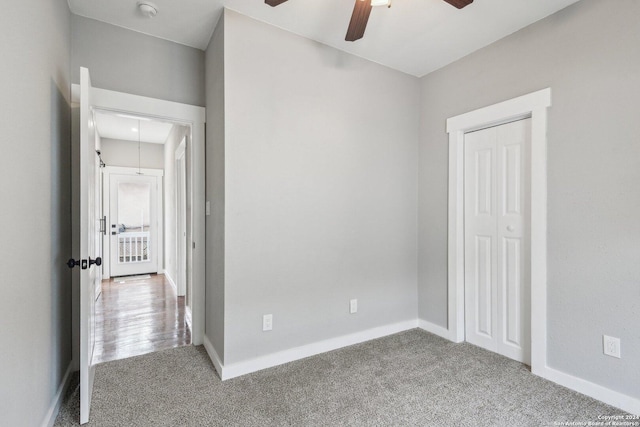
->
[99,216,107,235]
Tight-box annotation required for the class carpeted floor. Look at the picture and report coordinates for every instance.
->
[54,329,626,426]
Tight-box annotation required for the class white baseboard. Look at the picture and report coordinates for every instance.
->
[41,362,73,427]
[203,334,224,379]
[418,319,452,340]
[163,270,177,292]
[218,320,418,381]
[536,365,640,416]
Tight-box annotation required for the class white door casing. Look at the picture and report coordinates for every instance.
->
[79,67,99,425]
[464,119,531,364]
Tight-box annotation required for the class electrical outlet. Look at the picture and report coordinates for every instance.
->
[205,201,211,216]
[603,335,621,358]
[350,299,358,314]
[263,314,273,331]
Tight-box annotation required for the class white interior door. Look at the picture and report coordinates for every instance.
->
[79,67,99,424]
[464,118,531,364]
[109,173,159,277]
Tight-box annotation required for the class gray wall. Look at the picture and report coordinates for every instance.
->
[223,10,420,363]
[71,15,205,107]
[101,138,165,169]
[205,15,226,361]
[0,1,72,426]
[418,0,640,399]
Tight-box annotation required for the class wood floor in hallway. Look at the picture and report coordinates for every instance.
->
[94,274,191,364]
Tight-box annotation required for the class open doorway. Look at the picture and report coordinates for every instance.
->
[93,110,192,364]
[72,74,206,421]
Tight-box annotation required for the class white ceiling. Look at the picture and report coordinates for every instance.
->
[67,0,581,77]
[95,112,174,144]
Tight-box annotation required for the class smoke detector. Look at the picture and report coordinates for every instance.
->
[137,2,158,18]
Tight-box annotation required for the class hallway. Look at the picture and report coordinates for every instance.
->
[94,274,191,364]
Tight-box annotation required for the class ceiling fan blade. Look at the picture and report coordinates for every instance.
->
[442,0,473,9]
[345,0,373,42]
[265,0,288,6]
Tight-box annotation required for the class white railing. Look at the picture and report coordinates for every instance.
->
[117,231,150,264]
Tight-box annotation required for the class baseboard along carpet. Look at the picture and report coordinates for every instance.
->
[54,329,626,426]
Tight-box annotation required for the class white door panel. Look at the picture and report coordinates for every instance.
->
[474,235,494,339]
[464,127,498,350]
[465,118,531,364]
[79,67,98,424]
[502,237,523,345]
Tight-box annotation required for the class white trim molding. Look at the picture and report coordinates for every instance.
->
[41,362,73,427]
[212,320,417,381]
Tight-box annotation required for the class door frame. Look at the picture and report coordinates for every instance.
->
[72,83,206,346]
[446,88,551,375]
[102,166,164,279]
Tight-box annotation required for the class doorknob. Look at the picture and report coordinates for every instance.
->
[67,259,89,269]
[89,257,102,267]
[507,225,515,232]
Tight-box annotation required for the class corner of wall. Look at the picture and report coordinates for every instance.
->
[204,8,226,362]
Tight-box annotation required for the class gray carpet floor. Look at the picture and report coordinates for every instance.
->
[54,329,626,426]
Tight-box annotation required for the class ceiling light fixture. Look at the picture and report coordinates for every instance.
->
[137,1,158,18]
[371,0,391,7]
